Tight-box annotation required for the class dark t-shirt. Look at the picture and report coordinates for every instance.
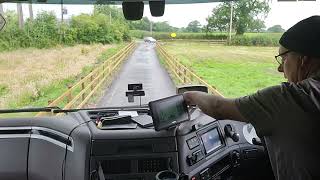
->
[235,72,320,180]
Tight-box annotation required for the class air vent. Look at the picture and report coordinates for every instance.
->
[87,111,118,121]
[138,158,169,173]
[87,109,149,121]
[210,155,231,176]
[101,159,131,174]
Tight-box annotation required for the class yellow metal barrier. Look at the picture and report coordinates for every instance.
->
[36,42,136,116]
[156,42,224,97]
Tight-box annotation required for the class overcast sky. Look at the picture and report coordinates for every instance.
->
[2,0,320,30]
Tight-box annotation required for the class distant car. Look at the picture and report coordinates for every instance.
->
[144,37,156,43]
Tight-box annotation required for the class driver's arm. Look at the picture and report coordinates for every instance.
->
[183,91,247,122]
[183,85,286,136]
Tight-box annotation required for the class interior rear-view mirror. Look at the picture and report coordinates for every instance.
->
[176,85,208,94]
[122,1,144,20]
[149,1,165,17]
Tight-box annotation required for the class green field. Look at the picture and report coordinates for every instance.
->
[162,41,285,98]
[132,30,282,46]
[0,43,125,118]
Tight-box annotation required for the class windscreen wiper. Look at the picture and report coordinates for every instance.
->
[0,105,150,114]
[0,106,61,114]
[51,104,149,114]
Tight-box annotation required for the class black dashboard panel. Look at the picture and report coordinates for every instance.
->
[0,107,272,180]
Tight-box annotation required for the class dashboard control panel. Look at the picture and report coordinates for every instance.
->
[0,95,273,180]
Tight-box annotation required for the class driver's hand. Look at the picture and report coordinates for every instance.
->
[182,91,198,106]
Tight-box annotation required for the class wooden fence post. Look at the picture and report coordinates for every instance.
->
[81,77,85,101]
[183,68,187,83]
[190,74,194,83]
[67,85,72,103]
[47,100,53,115]
[108,61,111,76]
[102,64,105,78]
[90,71,94,91]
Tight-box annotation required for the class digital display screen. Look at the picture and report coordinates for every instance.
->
[149,95,189,131]
[201,128,222,154]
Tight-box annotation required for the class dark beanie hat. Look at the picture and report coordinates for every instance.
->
[279,15,320,57]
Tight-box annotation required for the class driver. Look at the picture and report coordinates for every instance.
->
[183,16,320,180]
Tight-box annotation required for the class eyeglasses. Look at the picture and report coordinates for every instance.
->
[275,50,291,65]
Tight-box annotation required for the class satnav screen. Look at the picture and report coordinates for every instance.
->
[149,95,189,131]
[201,128,222,154]
[158,100,185,123]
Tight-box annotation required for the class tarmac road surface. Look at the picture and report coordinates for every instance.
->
[97,42,176,107]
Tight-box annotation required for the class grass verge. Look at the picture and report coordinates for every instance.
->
[162,41,285,98]
[0,43,126,118]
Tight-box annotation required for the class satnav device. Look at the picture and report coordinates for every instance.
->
[149,95,189,131]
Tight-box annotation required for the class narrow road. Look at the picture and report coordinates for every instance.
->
[97,42,176,107]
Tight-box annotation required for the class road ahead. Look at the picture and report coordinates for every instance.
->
[97,42,176,107]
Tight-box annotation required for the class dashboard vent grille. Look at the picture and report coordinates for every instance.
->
[87,111,118,121]
[101,159,131,174]
[210,155,231,176]
[138,158,168,173]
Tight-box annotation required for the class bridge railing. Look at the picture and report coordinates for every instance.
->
[156,42,224,97]
[36,42,136,117]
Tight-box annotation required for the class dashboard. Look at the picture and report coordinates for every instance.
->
[0,98,273,180]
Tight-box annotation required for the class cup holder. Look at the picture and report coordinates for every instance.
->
[155,170,179,180]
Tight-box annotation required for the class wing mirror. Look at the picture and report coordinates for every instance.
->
[0,13,6,31]
[176,85,208,94]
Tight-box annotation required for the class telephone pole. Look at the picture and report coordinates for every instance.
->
[17,3,24,29]
[28,3,33,21]
[150,21,153,36]
[0,4,4,15]
[61,3,64,23]
[228,2,233,44]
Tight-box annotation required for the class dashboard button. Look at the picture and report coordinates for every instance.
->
[193,150,204,162]
[187,137,200,150]
[244,149,259,159]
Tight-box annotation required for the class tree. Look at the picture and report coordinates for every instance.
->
[248,19,266,32]
[267,25,285,33]
[206,5,231,32]
[206,0,270,35]
[186,20,201,32]
[94,5,124,21]
[128,17,151,31]
[153,21,177,32]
